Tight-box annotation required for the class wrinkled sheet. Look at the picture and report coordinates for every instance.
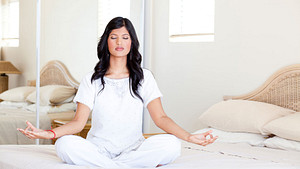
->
[163,141,300,169]
[0,107,52,144]
[0,141,300,169]
[0,106,75,145]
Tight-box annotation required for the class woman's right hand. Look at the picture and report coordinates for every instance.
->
[17,121,54,140]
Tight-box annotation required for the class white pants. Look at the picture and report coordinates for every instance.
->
[55,134,181,168]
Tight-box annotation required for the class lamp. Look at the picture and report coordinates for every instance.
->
[0,61,21,93]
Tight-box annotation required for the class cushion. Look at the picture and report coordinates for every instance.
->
[193,127,266,146]
[264,136,300,152]
[0,86,35,102]
[198,100,295,135]
[26,85,76,106]
[263,112,300,142]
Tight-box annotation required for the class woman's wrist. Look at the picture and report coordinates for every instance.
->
[46,130,56,139]
[184,133,193,142]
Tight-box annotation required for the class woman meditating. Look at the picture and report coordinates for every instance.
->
[18,17,217,168]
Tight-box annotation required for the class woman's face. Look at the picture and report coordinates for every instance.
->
[107,26,132,58]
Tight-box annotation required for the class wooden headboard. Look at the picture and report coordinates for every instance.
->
[28,60,79,89]
[224,64,300,112]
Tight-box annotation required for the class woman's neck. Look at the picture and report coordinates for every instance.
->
[106,57,129,79]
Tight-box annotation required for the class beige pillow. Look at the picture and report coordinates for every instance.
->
[0,86,35,102]
[263,112,300,141]
[26,85,76,106]
[198,100,295,135]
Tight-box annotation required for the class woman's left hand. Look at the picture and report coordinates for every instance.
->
[187,130,218,146]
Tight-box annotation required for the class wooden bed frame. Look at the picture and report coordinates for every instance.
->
[224,64,300,112]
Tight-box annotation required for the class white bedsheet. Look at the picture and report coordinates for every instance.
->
[0,107,52,144]
[0,106,75,145]
[163,141,300,169]
[0,141,300,169]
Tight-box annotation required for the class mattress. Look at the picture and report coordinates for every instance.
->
[0,141,299,169]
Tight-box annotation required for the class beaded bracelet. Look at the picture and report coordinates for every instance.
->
[46,130,56,140]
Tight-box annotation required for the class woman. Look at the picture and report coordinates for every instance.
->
[18,17,217,168]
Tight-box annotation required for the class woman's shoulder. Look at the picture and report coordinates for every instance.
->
[142,68,154,78]
[141,68,158,83]
[79,71,95,84]
[82,71,94,79]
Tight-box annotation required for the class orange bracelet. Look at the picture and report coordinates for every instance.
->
[46,130,56,139]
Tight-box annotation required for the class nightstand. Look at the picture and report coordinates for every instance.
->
[51,119,91,144]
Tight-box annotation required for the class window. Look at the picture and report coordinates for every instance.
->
[98,0,130,38]
[169,0,215,42]
[1,0,19,47]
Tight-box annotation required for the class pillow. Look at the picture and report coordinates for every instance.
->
[198,100,295,135]
[193,127,266,146]
[25,102,76,114]
[264,136,300,152]
[0,101,30,108]
[263,112,300,142]
[26,85,76,106]
[0,86,35,102]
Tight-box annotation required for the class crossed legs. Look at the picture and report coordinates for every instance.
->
[55,134,181,168]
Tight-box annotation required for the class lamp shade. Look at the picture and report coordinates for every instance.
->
[0,61,21,74]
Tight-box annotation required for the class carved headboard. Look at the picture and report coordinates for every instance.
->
[28,60,79,89]
[224,64,300,112]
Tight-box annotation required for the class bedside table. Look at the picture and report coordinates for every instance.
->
[51,119,91,144]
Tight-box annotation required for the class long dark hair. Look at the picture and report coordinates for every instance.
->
[91,17,144,102]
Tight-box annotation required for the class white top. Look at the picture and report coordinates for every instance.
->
[73,69,162,155]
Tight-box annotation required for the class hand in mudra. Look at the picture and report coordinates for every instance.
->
[17,121,54,140]
[188,130,218,146]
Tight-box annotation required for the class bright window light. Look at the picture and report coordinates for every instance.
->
[1,0,19,47]
[169,0,215,42]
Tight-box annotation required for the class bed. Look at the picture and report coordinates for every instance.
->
[0,60,79,144]
[1,64,300,169]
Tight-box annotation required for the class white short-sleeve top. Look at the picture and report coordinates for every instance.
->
[73,69,162,155]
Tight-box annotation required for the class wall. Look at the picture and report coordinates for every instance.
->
[145,0,300,133]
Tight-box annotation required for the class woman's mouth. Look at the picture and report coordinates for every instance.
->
[115,47,124,51]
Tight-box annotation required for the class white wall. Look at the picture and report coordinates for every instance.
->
[145,0,300,133]
[40,0,98,81]
[2,0,98,88]
[2,0,300,133]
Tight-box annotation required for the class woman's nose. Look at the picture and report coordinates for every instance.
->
[117,38,121,45]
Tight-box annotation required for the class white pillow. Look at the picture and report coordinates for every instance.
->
[25,102,76,114]
[0,86,35,102]
[26,85,76,106]
[264,136,300,152]
[0,101,30,108]
[193,128,266,146]
[263,112,300,142]
[198,100,295,135]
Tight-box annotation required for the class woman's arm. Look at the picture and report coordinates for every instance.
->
[17,102,90,140]
[147,98,217,146]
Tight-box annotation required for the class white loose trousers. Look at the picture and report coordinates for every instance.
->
[55,134,181,168]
